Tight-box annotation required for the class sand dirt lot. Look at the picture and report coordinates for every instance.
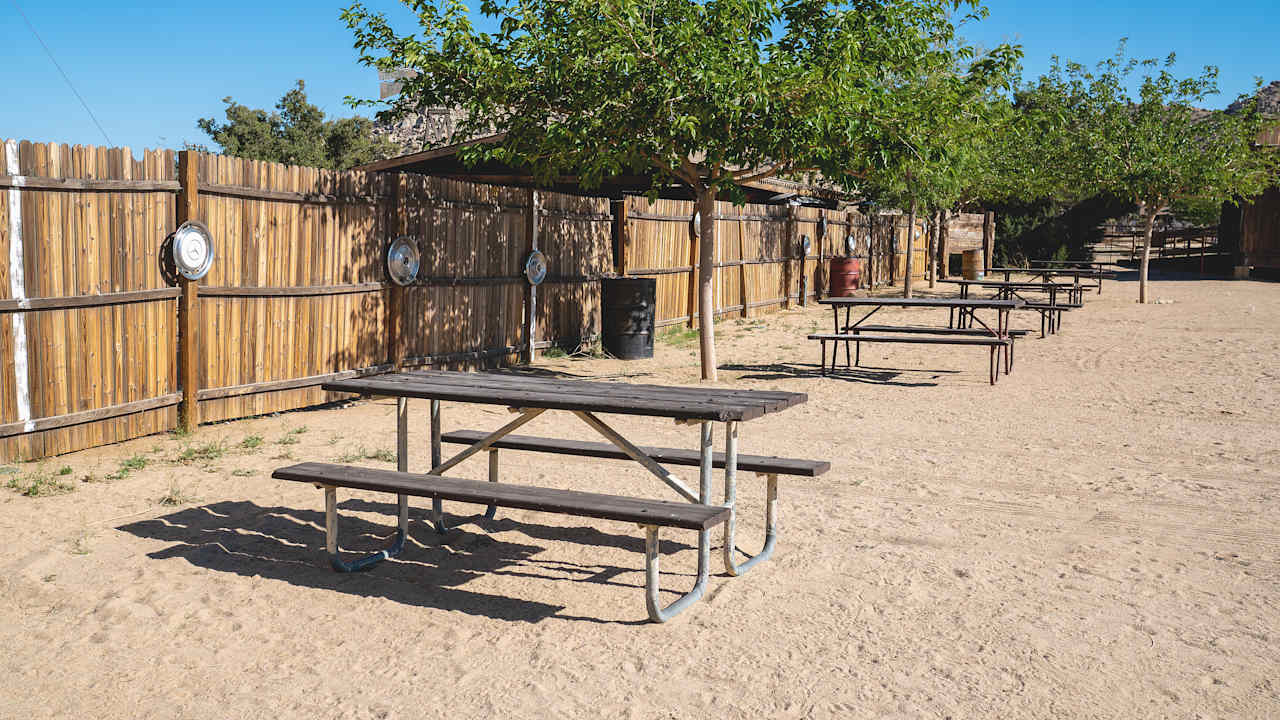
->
[1,273,1277,719]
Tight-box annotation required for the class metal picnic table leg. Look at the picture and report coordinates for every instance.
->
[722,421,778,577]
[429,406,548,532]
[318,397,413,573]
[645,422,713,622]
[321,484,409,573]
[318,397,413,572]
[429,399,449,532]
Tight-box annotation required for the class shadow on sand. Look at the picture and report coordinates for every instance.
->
[118,497,696,625]
[720,362,947,387]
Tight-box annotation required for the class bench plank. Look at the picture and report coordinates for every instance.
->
[846,324,1030,337]
[273,462,729,530]
[808,333,1009,346]
[440,430,831,477]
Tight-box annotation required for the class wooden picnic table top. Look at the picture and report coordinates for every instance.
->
[322,369,807,423]
[1028,259,1106,268]
[818,296,1024,309]
[988,267,1117,278]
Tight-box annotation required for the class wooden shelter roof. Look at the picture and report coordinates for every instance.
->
[355,133,853,207]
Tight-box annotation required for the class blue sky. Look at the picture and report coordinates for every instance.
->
[1,0,1276,153]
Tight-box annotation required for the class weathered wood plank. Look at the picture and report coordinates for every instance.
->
[274,462,730,530]
[440,430,830,476]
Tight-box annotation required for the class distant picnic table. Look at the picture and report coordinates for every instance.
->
[1027,259,1107,271]
[940,278,1084,336]
[811,297,1024,384]
[988,266,1117,295]
[271,370,828,622]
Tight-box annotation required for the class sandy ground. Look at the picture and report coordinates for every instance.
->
[1,271,1278,719]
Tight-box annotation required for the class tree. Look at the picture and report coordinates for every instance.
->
[343,0,1018,380]
[1018,44,1279,302]
[193,80,398,171]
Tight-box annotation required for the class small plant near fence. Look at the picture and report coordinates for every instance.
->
[6,465,76,497]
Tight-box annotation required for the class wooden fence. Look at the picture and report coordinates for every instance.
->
[0,140,179,460]
[1,138,968,461]
[0,142,610,461]
[617,197,927,326]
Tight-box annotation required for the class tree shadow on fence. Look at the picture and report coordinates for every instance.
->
[719,362,944,387]
[118,496,691,624]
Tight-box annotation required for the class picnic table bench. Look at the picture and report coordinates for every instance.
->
[811,297,1023,384]
[272,370,826,623]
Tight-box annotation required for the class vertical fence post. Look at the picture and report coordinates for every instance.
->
[982,210,995,272]
[864,212,875,290]
[611,198,628,276]
[904,202,916,299]
[385,174,402,369]
[784,204,797,308]
[815,210,826,301]
[737,210,749,317]
[522,188,540,364]
[939,211,950,279]
[686,203,699,328]
[176,151,200,432]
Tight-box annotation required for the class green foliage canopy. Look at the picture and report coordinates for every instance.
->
[1013,42,1279,300]
[343,0,1018,199]
[193,80,397,171]
[342,0,1020,376]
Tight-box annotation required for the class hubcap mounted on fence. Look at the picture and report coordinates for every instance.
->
[386,237,421,286]
[172,221,215,280]
[524,250,548,286]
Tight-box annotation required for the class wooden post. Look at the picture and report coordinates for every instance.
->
[176,150,200,432]
[926,210,936,289]
[386,175,402,369]
[686,205,700,327]
[866,213,875,290]
[938,210,951,279]
[611,198,628,276]
[737,211,749,317]
[982,210,995,272]
[784,204,797,308]
[903,202,916,298]
[522,188,540,364]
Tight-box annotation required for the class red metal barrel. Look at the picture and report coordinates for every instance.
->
[828,257,862,296]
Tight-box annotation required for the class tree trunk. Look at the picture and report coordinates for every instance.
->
[904,201,917,298]
[1139,201,1157,304]
[696,189,718,380]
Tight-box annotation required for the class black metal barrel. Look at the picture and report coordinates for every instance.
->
[601,277,656,359]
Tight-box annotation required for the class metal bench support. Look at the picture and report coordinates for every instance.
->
[645,421,714,622]
[322,484,408,573]
[722,421,778,576]
[428,401,546,532]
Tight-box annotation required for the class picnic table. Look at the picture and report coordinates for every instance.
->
[943,277,1085,305]
[941,279,1083,336]
[273,370,827,622]
[811,297,1024,384]
[1028,259,1107,271]
[988,266,1117,295]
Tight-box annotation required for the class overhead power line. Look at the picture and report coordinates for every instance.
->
[10,0,114,146]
